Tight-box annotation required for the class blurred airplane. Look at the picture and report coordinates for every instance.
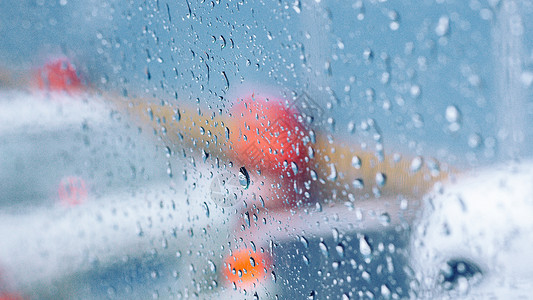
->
[0,56,451,298]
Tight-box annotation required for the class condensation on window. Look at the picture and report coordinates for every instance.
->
[0,0,532,299]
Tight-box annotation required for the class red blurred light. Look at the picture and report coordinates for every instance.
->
[34,58,83,93]
[229,93,306,176]
[57,176,88,206]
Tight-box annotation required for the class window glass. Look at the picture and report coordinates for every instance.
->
[1,0,532,299]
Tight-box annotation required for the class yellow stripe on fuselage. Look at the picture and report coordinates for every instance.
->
[120,97,450,202]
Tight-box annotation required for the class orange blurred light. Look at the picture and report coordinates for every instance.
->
[223,249,271,290]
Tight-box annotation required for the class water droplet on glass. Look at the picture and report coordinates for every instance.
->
[327,164,337,182]
[359,235,372,256]
[351,155,361,169]
[225,127,230,140]
[375,172,386,187]
[319,241,329,258]
[300,236,309,248]
[293,0,301,13]
[445,105,461,123]
[238,167,250,189]
[203,202,210,218]
[244,211,251,227]
[362,271,371,281]
[363,47,373,61]
[208,260,216,272]
[435,15,450,36]
[468,133,482,148]
[332,228,339,243]
[342,294,350,300]
[410,156,423,173]
[379,213,391,226]
[309,130,316,144]
[291,161,299,175]
[310,170,318,181]
[352,178,364,190]
[336,244,345,258]
[381,284,391,299]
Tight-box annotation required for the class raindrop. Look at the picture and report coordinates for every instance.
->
[293,0,301,13]
[352,156,361,169]
[291,161,299,175]
[381,284,391,299]
[310,170,318,181]
[244,211,251,227]
[468,133,482,148]
[410,85,421,98]
[435,16,450,36]
[379,213,391,226]
[363,47,373,61]
[309,130,316,144]
[250,256,256,267]
[342,294,350,300]
[410,157,423,173]
[352,178,364,190]
[203,202,210,218]
[348,121,356,134]
[219,35,226,49]
[446,105,461,132]
[327,164,337,182]
[147,107,154,121]
[222,71,230,90]
[308,290,316,300]
[238,167,250,189]
[362,271,370,281]
[445,105,461,123]
[167,163,173,178]
[319,241,329,258]
[359,235,372,256]
[332,228,339,243]
[202,149,209,162]
[300,236,309,248]
[208,260,216,272]
[336,244,345,258]
[375,172,386,187]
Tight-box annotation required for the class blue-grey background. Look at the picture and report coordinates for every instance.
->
[1,0,532,165]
